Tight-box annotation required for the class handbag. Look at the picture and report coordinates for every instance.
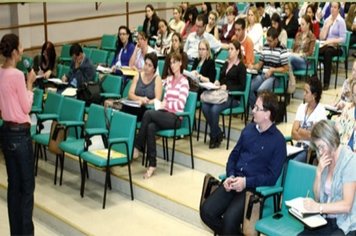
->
[200,89,228,104]
[48,121,68,155]
[200,174,220,208]
[77,81,102,106]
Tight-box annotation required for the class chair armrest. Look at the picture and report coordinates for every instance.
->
[37,113,58,122]
[175,111,190,118]
[256,186,283,197]
[58,121,85,128]
[85,128,108,136]
[145,104,155,110]
[228,91,244,96]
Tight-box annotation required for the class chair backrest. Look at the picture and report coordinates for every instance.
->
[215,48,228,61]
[136,25,143,32]
[59,97,85,122]
[100,34,117,51]
[86,103,111,131]
[341,31,351,59]
[122,79,132,98]
[90,49,109,66]
[107,51,115,66]
[181,91,198,132]
[32,88,44,111]
[60,44,71,58]
[287,38,294,49]
[101,74,122,94]
[109,111,137,160]
[16,55,33,74]
[82,47,92,58]
[56,64,71,78]
[281,160,316,212]
[158,59,165,78]
[215,66,221,81]
[43,91,63,115]
[243,73,252,109]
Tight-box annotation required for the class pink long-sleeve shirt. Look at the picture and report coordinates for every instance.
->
[0,68,33,124]
[163,74,189,113]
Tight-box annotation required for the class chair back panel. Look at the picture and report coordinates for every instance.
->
[32,88,44,109]
[122,79,132,98]
[102,74,122,94]
[60,44,71,58]
[158,59,165,78]
[86,104,111,130]
[181,92,198,131]
[56,64,71,79]
[43,92,63,115]
[82,47,92,58]
[90,49,109,66]
[281,161,316,212]
[59,97,85,122]
[100,34,117,51]
[243,73,252,109]
[110,111,137,159]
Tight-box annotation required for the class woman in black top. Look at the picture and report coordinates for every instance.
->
[282,3,299,39]
[143,4,160,40]
[202,40,246,149]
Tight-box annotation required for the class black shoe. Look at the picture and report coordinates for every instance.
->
[209,137,217,149]
[217,132,224,143]
[322,84,329,91]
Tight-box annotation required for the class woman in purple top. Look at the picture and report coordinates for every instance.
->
[319,2,347,91]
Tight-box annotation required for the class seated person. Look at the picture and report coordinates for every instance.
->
[34,41,56,79]
[133,52,189,179]
[184,14,221,61]
[219,6,236,44]
[248,27,288,108]
[319,2,346,91]
[169,7,185,34]
[161,32,188,80]
[306,4,320,39]
[299,120,356,236]
[129,31,155,72]
[142,4,160,40]
[202,40,246,149]
[205,10,219,40]
[155,19,173,56]
[61,43,96,88]
[282,3,299,39]
[246,6,264,53]
[111,25,135,73]
[336,80,356,151]
[335,61,356,109]
[189,39,216,96]
[256,2,271,30]
[200,91,287,235]
[181,6,198,41]
[271,13,288,48]
[291,76,326,163]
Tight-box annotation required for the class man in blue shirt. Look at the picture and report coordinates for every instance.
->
[200,90,286,235]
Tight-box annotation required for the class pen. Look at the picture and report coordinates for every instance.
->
[306,190,310,198]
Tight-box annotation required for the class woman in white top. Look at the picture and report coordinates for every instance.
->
[168,7,185,34]
[129,31,155,71]
[270,12,288,48]
[155,19,173,56]
[291,76,327,163]
[246,6,264,53]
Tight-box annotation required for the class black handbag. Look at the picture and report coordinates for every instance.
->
[200,174,220,208]
[77,81,102,106]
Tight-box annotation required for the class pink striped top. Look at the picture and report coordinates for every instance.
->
[163,74,189,113]
[0,68,33,124]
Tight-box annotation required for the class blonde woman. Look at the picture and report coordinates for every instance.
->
[206,10,219,40]
[246,6,264,53]
[216,2,228,31]
[169,7,185,34]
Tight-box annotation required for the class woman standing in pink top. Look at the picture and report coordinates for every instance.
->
[0,33,37,235]
[134,52,189,179]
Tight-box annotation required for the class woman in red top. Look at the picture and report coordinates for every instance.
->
[0,33,37,235]
[306,4,320,39]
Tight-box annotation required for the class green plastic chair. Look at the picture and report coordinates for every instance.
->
[107,51,115,66]
[155,92,197,175]
[215,48,229,69]
[272,72,289,122]
[121,79,132,98]
[100,74,122,100]
[80,110,137,209]
[100,34,117,52]
[58,44,72,65]
[16,55,33,75]
[31,88,44,114]
[255,161,316,236]
[287,38,295,50]
[33,92,64,175]
[56,64,71,79]
[90,49,109,66]
[59,104,111,186]
[293,41,320,78]
[158,59,165,78]
[82,47,92,58]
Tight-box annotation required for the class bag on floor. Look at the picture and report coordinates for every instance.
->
[48,121,67,155]
[243,192,261,236]
[287,72,296,94]
[200,89,228,104]
[77,81,102,106]
[200,174,220,208]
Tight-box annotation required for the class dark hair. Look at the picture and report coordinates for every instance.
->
[266,27,279,40]
[144,52,158,72]
[258,90,279,122]
[256,2,265,8]
[184,6,198,24]
[116,25,133,56]
[271,13,282,36]
[0,33,19,58]
[145,4,158,19]
[301,15,313,32]
[306,76,322,104]
[306,4,316,21]
[231,40,243,61]
[41,41,56,71]
[168,52,183,74]
[202,2,212,14]
[235,18,246,30]
[171,32,184,53]
[69,43,83,56]
[159,19,171,35]
[196,13,208,25]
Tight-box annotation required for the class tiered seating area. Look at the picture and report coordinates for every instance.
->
[0,54,352,235]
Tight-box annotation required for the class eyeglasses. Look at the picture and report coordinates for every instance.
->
[253,104,266,112]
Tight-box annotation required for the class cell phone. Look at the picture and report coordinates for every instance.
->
[273,213,283,220]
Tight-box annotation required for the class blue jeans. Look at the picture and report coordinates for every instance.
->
[249,74,279,108]
[1,124,35,235]
[200,184,246,235]
[289,55,307,71]
[202,97,239,139]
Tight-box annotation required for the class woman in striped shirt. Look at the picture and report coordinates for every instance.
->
[134,52,189,179]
